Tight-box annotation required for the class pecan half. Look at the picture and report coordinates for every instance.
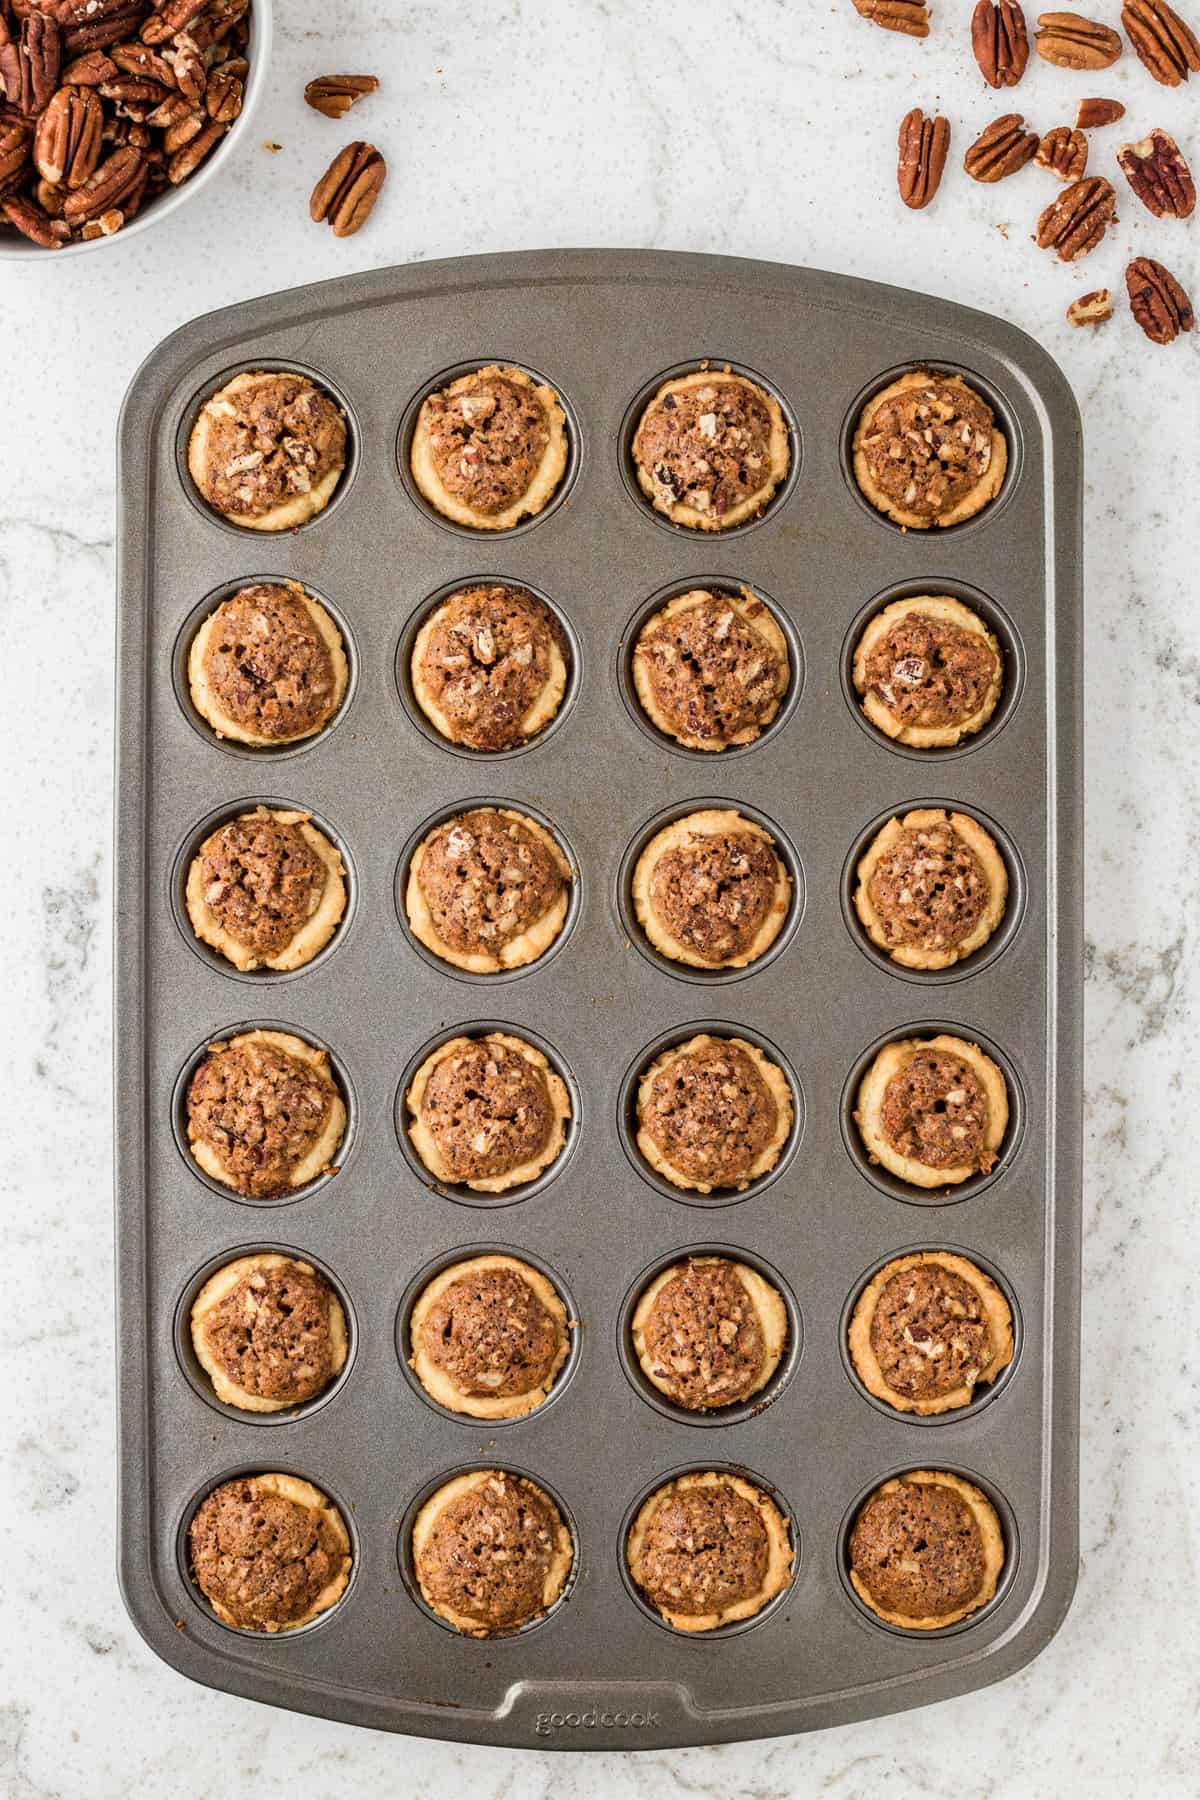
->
[61,48,118,84]
[2,190,68,243]
[964,112,1039,180]
[1121,0,1200,83]
[852,0,931,34]
[165,30,204,99]
[897,106,950,207]
[1117,127,1195,216]
[1126,256,1194,340]
[57,0,148,58]
[204,62,242,122]
[309,138,385,236]
[1066,287,1112,323]
[2,9,63,115]
[34,82,102,185]
[166,112,224,180]
[1036,10,1123,65]
[110,39,176,85]
[1037,124,1089,178]
[0,118,31,195]
[1076,95,1125,125]
[304,73,378,117]
[1035,174,1117,256]
[139,0,208,42]
[972,0,1030,85]
[61,139,143,220]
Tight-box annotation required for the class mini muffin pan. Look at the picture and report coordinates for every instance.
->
[115,249,1081,1749]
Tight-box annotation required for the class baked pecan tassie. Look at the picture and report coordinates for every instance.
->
[632,808,790,970]
[190,1253,348,1413]
[631,368,790,530]
[626,1471,793,1631]
[855,1033,1009,1189]
[411,1470,573,1636]
[852,370,1006,529]
[411,583,568,750]
[409,1253,571,1419]
[409,365,568,530]
[631,1256,787,1410]
[406,1031,570,1193]
[852,596,1004,748]
[848,1251,1014,1415]
[188,580,349,747]
[187,371,347,531]
[405,807,571,973]
[636,1033,792,1194]
[854,807,1008,970]
[185,806,346,973]
[189,1473,352,1633]
[633,588,790,751]
[185,1028,346,1198]
[848,1470,1004,1629]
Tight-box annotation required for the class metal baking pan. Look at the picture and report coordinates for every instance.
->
[114,248,1082,1749]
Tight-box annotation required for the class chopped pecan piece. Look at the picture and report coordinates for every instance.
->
[1036,9,1123,64]
[140,0,209,42]
[1037,124,1089,179]
[165,29,205,99]
[0,118,31,196]
[1076,95,1125,125]
[897,107,950,207]
[964,112,1039,181]
[1121,0,1200,83]
[852,0,931,33]
[971,0,1030,85]
[1126,256,1194,340]
[309,138,385,236]
[1117,128,1195,216]
[304,73,378,117]
[205,63,242,121]
[34,82,103,187]
[166,113,225,181]
[1066,287,1112,323]
[61,140,143,221]
[1035,174,1117,256]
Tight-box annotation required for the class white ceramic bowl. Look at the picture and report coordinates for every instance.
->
[0,0,272,260]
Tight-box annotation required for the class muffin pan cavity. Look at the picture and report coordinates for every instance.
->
[117,251,1081,1749]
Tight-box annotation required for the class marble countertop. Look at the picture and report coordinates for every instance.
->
[3,2,1197,1794]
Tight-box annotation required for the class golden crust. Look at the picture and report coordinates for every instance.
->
[411,1470,573,1636]
[195,1472,352,1632]
[854,1033,1009,1189]
[847,1251,1014,1416]
[853,808,1008,971]
[850,1470,1004,1629]
[626,1471,793,1632]
[406,1031,570,1193]
[184,807,347,973]
[186,372,346,532]
[632,588,790,751]
[409,1253,571,1419]
[851,372,1007,531]
[409,365,568,530]
[632,369,790,531]
[190,1252,348,1414]
[852,595,1003,749]
[187,1028,347,1194]
[410,596,568,748]
[187,582,349,747]
[405,808,571,974]
[632,808,790,970]
[636,1033,793,1194]
[631,1257,788,1408]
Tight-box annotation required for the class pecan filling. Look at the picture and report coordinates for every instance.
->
[642,1042,777,1187]
[416,812,564,957]
[202,1263,338,1404]
[199,815,327,957]
[419,1040,554,1181]
[417,1477,562,1632]
[425,374,550,515]
[641,1262,768,1410]
[860,380,996,519]
[649,831,779,963]
[187,1039,335,1198]
[637,595,783,745]
[636,1485,770,1617]
[867,821,989,952]
[190,1480,345,1632]
[635,380,774,519]
[421,1268,560,1398]
[850,1483,986,1621]
[869,1265,993,1401]
[196,375,345,520]
[878,1049,992,1173]
[863,611,1000,730]
[201,583,339,740]
[417,585,560,750]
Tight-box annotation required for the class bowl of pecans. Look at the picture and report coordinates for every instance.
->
[0,0,271,256]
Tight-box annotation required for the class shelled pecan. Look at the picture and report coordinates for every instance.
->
[1126,256,1194,339]
[1117,127,1195,214]
[852,0,931,35]
[1037,124,1089,178]
[1076,95,1125,125]
[1066,287,1112,323]
[972,0,1030,85]
[309,139,385,236]
[897,106,950,207]
[304,73,378,118]
[1035,173,1117,255]
[1036,10,1123,65]
[964,112,1040,181]
[0,0,252,246]
[1121,0,1200,83]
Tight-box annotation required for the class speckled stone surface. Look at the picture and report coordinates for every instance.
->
[2,3,1197,1795]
